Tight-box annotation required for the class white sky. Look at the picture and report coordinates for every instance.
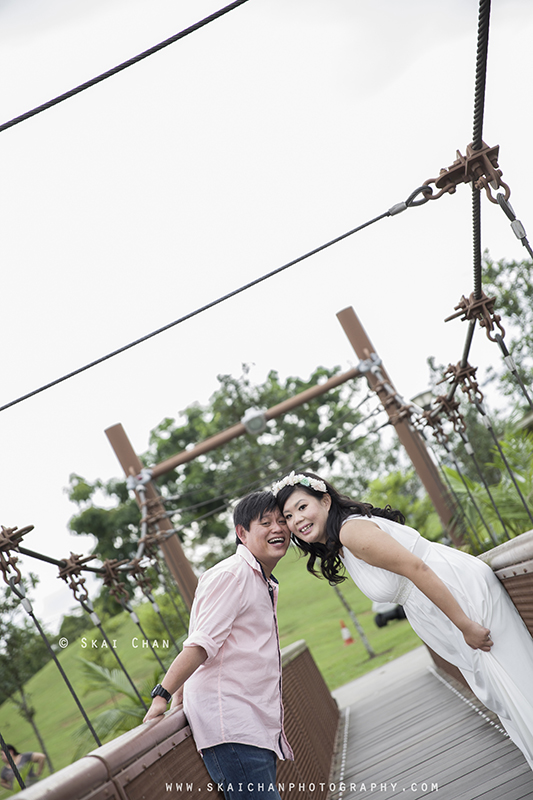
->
[1,0,532,632]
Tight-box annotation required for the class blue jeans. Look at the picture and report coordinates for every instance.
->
[202,743,281,800]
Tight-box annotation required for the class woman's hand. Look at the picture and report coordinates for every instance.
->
[461,619,493,651]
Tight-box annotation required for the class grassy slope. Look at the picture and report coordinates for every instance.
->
[276,545,421,687]
[0,546,421,794]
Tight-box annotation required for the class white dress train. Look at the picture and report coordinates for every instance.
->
[340,514,533,769]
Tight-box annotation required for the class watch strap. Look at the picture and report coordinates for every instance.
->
[151,684,172,702]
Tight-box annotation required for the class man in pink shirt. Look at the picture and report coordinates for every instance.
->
[143,491,294,798]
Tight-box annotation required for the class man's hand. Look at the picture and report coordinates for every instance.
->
[143,695,169,723]
[170,687,184,710]
[141,645,207,722]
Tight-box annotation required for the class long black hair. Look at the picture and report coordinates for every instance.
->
[275,472,405,584]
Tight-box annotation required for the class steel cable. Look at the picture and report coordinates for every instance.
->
[472,0,491,150]
[0,191,429,414]
[0,1,250,135]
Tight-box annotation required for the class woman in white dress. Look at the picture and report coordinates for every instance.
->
[273,471,533,769]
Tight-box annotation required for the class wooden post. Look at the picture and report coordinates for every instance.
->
[105,423,198,609]
[151,366,362,478]
[337,306,461,544]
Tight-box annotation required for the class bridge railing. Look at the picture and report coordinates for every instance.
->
[14,640,339,800]
[427,529,533,686]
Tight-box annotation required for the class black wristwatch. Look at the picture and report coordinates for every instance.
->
[151,684,172,703]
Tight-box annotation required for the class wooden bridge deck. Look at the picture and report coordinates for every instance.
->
[329,655,532,799]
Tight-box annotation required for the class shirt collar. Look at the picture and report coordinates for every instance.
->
[236,543,279,584]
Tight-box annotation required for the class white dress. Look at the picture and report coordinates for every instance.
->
[340,514,533,769]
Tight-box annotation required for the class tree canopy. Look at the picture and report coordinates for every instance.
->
[66,254,533,600]
[483,253,533,401]
[423,255,533,548]
[68,365,403,577]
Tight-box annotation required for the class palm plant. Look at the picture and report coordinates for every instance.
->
[71,660,165,761]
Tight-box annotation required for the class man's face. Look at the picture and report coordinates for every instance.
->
[237,509,290,576]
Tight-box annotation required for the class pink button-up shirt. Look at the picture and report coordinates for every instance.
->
[182,545,293,760]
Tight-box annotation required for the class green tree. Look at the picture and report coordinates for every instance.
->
[364,469,443,542]
[0,579,54,777]
[419,256,533,550]
[68,365,398,572]
[483,253,533,403]
[444,429,533,547]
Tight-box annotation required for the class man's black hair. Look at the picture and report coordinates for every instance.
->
[233,491,278,545]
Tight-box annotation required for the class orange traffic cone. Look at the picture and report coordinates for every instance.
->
[340,619,354,646]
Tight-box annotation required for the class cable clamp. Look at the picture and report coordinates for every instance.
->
[503,354,516,372]
[388,202,407,216]
[511,219,526,240]
[438,362,484,404]
[423,141,510,203]
[21,597,33,614]
[126,468,153,492]
[6,577,33,613]
[445,291,505,343]
[497,193,533,255]
[497,193,527,239]
[357,353,382,374]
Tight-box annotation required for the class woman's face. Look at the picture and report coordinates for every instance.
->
[282,489,331,544]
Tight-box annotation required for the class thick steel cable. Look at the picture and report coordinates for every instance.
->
[0,734,26,791]
[426,438,482,552]
[76,597,148,710]
[446,0,491,405]
[475,402,533,526]
[457,431,509,541]
[495,336,533,412]
[0,1,250,135]
[444,450,492,545]
[144,597,181,653]
[472,0,491,298]
[8,579,102,747]
[153,562,189,633]
[472,188,483,301]
[119,599,166,671]
[0,190,430,414]
[17,545,104,574]
[472,0,492,151]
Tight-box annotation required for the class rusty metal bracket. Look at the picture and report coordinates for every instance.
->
[127,558,153,595]
[426,395,466,435]
[58,553,97,603]
[101,558,131,603]
[438,362,484,404]
[444,290,506,343]
[139,510,168,527]
[420,412,449,443]
[388,402,413,427]
[0,525,33,587]
[423,141,510,204]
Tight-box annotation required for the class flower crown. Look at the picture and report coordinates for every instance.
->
[271,471,327,497]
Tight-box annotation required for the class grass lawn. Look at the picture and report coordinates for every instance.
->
[276,545,421,687]
[0,544,421,795]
